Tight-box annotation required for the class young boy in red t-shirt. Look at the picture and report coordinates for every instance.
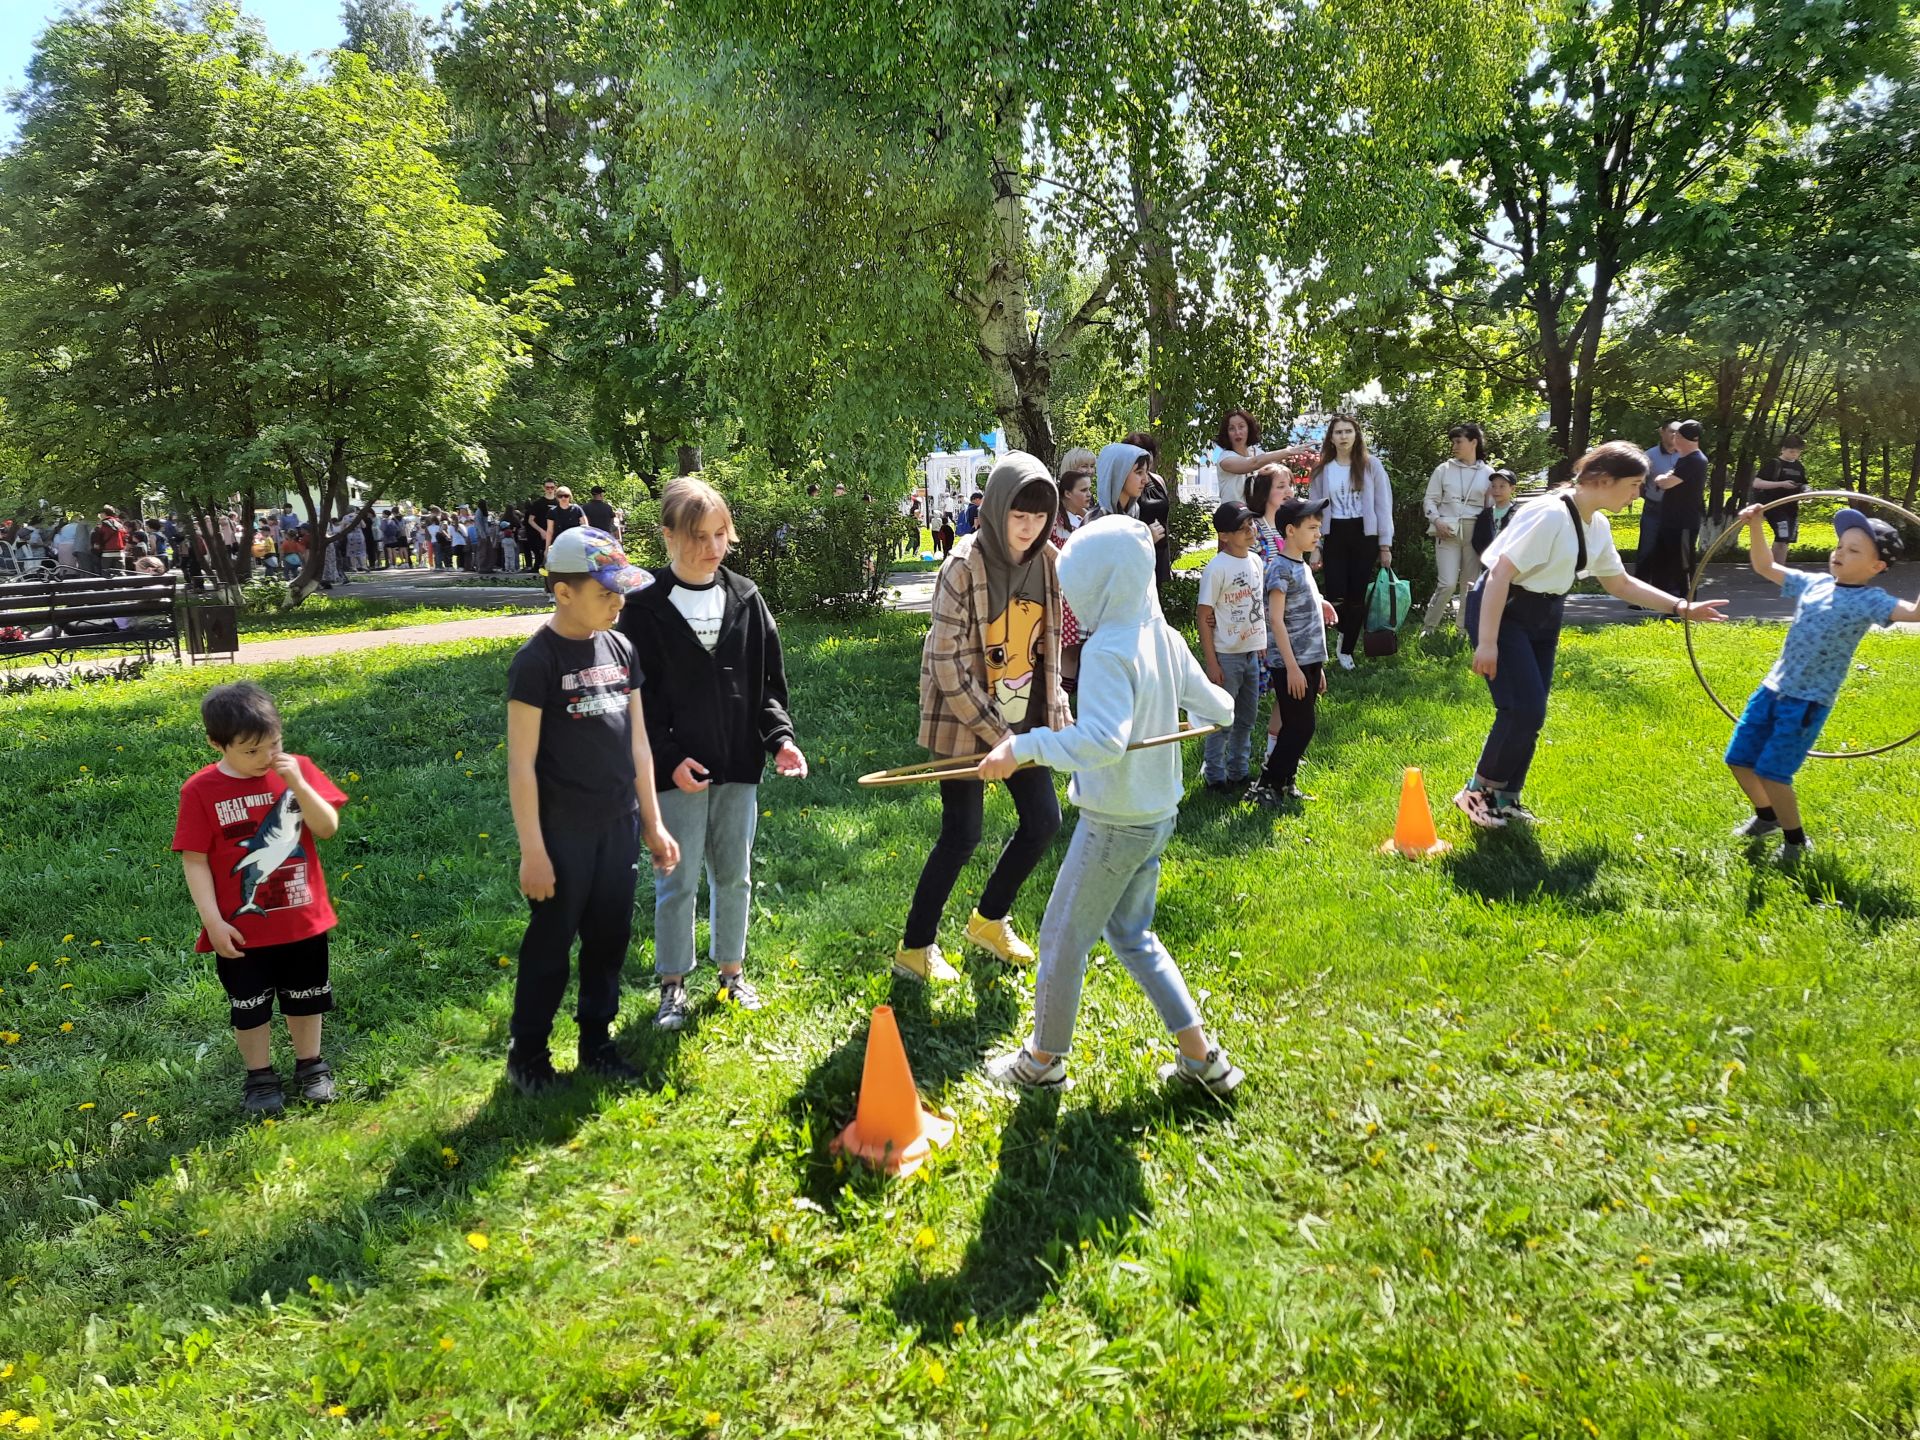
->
[172,682,347,1115]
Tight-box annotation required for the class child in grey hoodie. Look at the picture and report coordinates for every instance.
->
[977,514,1244,1095]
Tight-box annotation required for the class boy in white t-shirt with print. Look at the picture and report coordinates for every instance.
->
[1197,501,1267,791]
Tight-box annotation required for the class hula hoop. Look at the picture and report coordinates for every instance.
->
[1682,489,1920,760]
[857,724,1221,787]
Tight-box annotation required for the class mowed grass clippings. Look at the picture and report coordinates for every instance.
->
[2,615,1919,1437]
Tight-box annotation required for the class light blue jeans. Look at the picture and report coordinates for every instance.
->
[1031,815,1201,1057]
[1202,650,1262,783]
[653,782,759,978]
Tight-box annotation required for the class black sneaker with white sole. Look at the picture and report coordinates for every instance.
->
[578,1039,643,1085]
[1452,787,1505,830]
[1492,797,1540,826]
[505,1043,566,1097]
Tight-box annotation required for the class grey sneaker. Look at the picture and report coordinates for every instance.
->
[241,1068,284,1116]
[1731,815,1781,839]
[1774,838,1813,865]
[655,981,693,1031]
[1453,787,1505,830]
[292,1056,335,1104]
[1159,1047,1245,1097]
[985,1046,1068,1091]
[717,969,763,1011]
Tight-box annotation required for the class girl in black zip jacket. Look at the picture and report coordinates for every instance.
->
[617,478,808,1031]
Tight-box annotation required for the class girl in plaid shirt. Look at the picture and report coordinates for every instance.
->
[895,455,1069,983]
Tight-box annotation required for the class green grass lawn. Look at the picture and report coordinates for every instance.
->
[5,616,1920,1436]
[233,596,523,641]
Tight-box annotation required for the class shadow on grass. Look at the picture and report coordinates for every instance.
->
[888,1084,1231,1336]
[1748,846,1919,931]
[1442,826,1613,909]
[768,961,1020,1212]
[226,1067,607,1302]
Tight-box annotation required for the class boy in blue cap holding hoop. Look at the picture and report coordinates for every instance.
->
[1727,503,1920,861]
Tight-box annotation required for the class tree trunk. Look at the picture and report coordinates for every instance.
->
[676,445,700,476]
[1566,254,1618,466]
[1131,159,1177,430]
[236,488,258,583]
[1732,343,1790,511]
[1534,283,1575,478]
[1708,352,1743,519]
[1902,429,1920,510]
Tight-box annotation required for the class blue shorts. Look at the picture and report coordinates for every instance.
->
[1725,685,1830,784]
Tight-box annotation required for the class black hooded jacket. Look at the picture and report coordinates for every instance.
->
[617,566,796,790]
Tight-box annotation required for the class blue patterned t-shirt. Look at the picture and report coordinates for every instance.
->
[1764,569,1899,704]
[1264,552,1328,667]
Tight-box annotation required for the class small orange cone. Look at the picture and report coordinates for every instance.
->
[830,1005,955,1177]
[1381,766,1451,858]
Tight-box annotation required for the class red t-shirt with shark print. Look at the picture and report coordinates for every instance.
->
[172,755,348,953]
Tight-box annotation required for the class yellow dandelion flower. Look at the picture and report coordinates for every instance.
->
[24,963,37,974]
[0,1409,12,1424]
[465,1232,490,1252]
[478,833,489,839]
[54,957,68,965]
[454,749,463,759]
[1580,1420,1599,1439]
[328,1404,348,1417]
[90,939,100,947]
[59,1023,73,1034]
[441,1147,460,1167]
[417,873,425,881]
[146,1114,159,1124]
[138,936,150,942]
[61,934,73,943]
[0,1034,18,1046]
[913,1227,936,1250]
[703,1412,721,1429]
[1635,1253,1652,1267]
[925,1357,946,1386]
[347,772,360,782]
[79,765,88,772]
[16,1418,41,1434]
[121,1111,138,1120]
[497,956,511,968]
[952,1320,965,1336]
[59,983,72,991]
[1290,1384,1310,1401]
[438,1336,454,1351]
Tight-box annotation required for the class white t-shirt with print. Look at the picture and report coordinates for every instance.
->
[1197,550,1268,654]
[669,579,726,650]
[1481,495,1625,595]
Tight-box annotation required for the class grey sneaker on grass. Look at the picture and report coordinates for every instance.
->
[1159,1047,1245,1097]
[717,969,764,1011]
[985,1046,1069,1092]
[1731,815,1781,839]
[655,981,693,1031]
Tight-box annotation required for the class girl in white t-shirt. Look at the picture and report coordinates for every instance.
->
[617,479,808,1031]
[1305,414,1394,669]
[1454,441,1727,830]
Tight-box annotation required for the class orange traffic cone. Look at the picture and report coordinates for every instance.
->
[830,1005,955,1178]
[1381,766,1451,858]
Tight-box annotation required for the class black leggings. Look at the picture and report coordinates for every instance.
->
[902,766,1061,947]
[1320,517,1376,657]
[1261,661,1323,789]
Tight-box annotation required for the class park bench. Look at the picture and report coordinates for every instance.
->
[0,571,182,666]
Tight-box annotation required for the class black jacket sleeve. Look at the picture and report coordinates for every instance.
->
[618,600,691,783]
[755,590,796,753]
[1471,505,1492,556]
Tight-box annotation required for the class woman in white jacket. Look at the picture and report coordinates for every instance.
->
[1422,422,1493,633]
[1306,414,1393,669]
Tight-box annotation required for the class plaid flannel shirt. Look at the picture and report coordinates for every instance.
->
[917,536,1069,758]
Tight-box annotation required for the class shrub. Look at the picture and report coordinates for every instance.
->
[622,455,910,615]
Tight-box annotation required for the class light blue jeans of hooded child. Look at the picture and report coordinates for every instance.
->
[653,782,759,978]
[1201,650,1262,783]
[1031,814,1202,1057]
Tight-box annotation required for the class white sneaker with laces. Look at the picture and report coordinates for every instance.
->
[1336,651,1356,671]
[1159,1047,1245,1096]
[985,1046,1069,1091]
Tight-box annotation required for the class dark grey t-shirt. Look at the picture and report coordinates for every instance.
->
[506,625,640,825]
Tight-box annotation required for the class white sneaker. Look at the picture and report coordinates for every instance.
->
[1452,787,1505,830]
[1336,651,1356,671]
[985,1047,1069,1091]
[1159,1047,1244,1096]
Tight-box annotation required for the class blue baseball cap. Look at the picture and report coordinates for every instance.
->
[1833,508,1904,563]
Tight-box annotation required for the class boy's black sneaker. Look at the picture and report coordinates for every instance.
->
[293,1056,336,1104]
[1204,779,1233,795]
[655,981,692,1031]
[578,1039,643,1085]
[1731,815,1781,839]
[241,1067,285,1117]
[1247,783,1288,808]
[505,1044,566,1097]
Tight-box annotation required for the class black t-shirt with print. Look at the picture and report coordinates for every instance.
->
[1757,457,1808,521]
[549,503,587,538]
[506,624,641,826]
[1665,450,1708,526]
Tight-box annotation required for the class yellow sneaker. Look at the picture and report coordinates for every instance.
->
[892,942,960,983]
[964,910,1034,966]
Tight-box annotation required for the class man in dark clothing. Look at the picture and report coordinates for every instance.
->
[527,483,556,571]
[1641,418,1708,596]
[543,487,587,546]
[582,485,618,537]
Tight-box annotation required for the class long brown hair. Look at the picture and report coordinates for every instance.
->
[1314,413,1371,492]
